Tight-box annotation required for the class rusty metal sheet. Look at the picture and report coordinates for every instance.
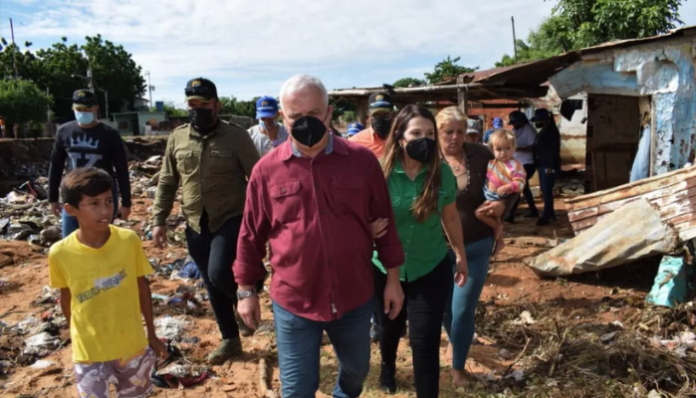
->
[526,199,679,276]
[566,166,696,212]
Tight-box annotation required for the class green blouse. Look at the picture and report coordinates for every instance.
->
[373,160,457,282]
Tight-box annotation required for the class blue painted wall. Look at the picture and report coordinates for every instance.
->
[550,40,696,176]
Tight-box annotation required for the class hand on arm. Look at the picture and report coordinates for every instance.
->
[496,184,513,196]
[138,277,168,359]
[441,202,468,287]
[237,285,261,330]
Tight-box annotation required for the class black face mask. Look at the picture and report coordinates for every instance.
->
[405,137,436,164]
[371,117,392,140]
[189,108,217,133]
[291,115,327,148]
[534,122,545,129]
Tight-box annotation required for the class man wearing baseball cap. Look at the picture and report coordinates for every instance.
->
[48,89,132,238]
[247,96,289,157]
[346,122,364,137]
[465,118,483,143]
[152,77,263,364]
[350,92,395,159]
[483,117,504,144]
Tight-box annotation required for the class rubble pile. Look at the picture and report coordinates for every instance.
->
[0,288,67,376]
[0,178,61,248]
[471,302,696,397]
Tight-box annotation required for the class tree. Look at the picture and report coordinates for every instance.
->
[393,77,426,88]
[0,35,145,121]
[219,96,259,118]
[496,0,683,66]
[0,79,53,129]
[424,56,478,84]
[158,101,187,117]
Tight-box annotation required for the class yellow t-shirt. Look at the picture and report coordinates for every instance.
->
[48,225,154,362]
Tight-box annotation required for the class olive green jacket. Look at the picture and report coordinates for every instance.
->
[152,121,260,233]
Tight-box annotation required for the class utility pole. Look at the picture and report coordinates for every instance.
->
[9,18,18,79]
[511,16,518,64]
[146,71,153,108]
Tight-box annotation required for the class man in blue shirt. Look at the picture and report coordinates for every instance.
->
[483,117,504,144]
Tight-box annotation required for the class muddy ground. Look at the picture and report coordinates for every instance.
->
[0,192,663,398]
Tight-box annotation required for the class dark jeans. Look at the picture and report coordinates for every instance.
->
[374,256,453,398]
[538,167,557,221]
[508,163,538,218]
[273,299,372,398]
[185,213,244,340]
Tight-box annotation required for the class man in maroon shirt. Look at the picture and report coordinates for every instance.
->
[234,74,404,398]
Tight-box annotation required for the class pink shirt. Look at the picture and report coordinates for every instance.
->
[234,136,404,321]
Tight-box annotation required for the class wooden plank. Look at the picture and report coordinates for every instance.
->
[567,206,599,223]
[679,227,696,242]
[666,211,696,226]
[674,220,696,232]
[659,197,696,221]
[565,166,696,211]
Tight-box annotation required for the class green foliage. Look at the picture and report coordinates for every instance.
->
[219,96,260,119]
[341,111,356,123]
[424,56,478,84]
[0,79,53,128]
[0,34,145,120]
[393,77,426,88]
[156,101,188,117]
[496,0,683,66]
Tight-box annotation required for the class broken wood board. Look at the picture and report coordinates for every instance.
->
[565,166,696,242]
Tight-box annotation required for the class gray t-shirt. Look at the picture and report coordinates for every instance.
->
[247,123,289,157]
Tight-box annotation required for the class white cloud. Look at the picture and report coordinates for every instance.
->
[10,0,694,103]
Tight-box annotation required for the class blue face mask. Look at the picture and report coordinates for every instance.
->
[75,111,95,125]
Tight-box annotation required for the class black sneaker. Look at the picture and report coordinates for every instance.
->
[208,338,242,365]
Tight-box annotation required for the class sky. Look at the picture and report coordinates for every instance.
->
[2,0,695,106]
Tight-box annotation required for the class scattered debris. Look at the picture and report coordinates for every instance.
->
[154,315,190,342]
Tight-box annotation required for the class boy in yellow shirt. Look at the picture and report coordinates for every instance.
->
[48,167,167,398]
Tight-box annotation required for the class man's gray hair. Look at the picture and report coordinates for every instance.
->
[279,74,329,109]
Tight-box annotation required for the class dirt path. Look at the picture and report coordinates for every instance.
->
[0,197,655,397]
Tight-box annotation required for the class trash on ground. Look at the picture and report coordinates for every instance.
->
[154,316,190,342]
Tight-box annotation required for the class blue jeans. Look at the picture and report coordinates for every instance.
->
[273,299,373,398]
[538,167,557,221]
[443,237,494,370]
[61,188,119,238]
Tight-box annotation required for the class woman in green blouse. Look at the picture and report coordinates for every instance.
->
[373,104,468,397]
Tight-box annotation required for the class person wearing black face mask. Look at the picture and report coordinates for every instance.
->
[350,92,395,160]
[374,104,467,397]
[530,108,561,226]
[234,74,405,398]
[152,77,265,364]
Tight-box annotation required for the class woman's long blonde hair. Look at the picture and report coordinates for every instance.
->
[382,104,442,223]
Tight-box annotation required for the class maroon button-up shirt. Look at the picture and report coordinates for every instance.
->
[234,136,404,322]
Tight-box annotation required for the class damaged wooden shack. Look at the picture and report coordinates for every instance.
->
[526,25,696,307]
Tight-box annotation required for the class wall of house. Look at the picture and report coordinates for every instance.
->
[550,38,696,177]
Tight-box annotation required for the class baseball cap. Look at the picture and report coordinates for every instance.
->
[347,122,364,136]
[72,89,98,109]
[466,119,482,135]
[508,111,528,126]
[185,78,218,101]
[368,92,394,115]
[530,108,551,122]
[493,117,504,129]
[256,96,279,119]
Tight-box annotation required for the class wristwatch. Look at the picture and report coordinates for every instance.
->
[237,290,257,300]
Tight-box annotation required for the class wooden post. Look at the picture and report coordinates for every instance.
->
[457,76,468,116]
[356,97,369,125]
